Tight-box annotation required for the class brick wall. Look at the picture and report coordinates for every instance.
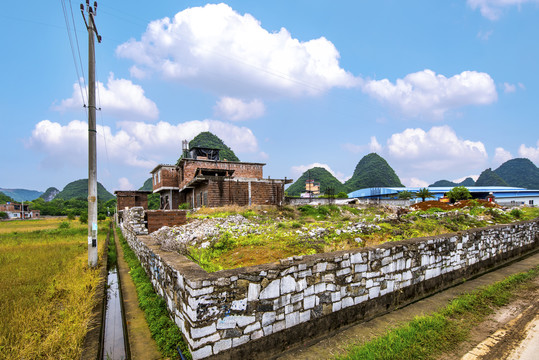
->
[146,210,187,233]
[116,191,150,210]
[120,208,539,360]
[179,160,264,189]
[188,178,286,207]
[153,166,179,191]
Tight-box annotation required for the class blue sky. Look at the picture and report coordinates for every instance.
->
[1,0,539,193]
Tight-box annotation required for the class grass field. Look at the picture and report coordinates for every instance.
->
[0,218,107,359]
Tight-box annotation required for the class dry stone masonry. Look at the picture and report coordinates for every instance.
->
[120,208,539,359]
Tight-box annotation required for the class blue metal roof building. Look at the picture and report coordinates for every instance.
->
[348,186,539,206]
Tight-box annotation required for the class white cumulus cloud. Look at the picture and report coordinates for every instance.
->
[402,177,430,187]
[518,140,539,163]
[467,0,539,20]
[387,126,488,174]
[503,82,517,93]
[493,147,513,166]
[27,119,260,170]
[362,69,497,119]
[118,177,135,191]
[116,3,358,98]
[53,73,159,121]
[214,97,265,121]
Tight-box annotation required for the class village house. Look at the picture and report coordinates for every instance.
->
[0,202,40,219]
[151,146,292,209]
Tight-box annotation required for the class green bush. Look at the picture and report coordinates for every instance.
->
[79,212,88,224]
[58,221,70,229]
[446,186,472,202]
[510,208,523,219]
[336,191,348,198]
[0,211,7,219]
[178,202,190,210]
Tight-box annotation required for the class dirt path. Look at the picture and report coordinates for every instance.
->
[114,227,162,360]
[455,277,539,360]
[276,251,539,360]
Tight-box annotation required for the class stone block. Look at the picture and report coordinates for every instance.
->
[233,335,250,347]
[192,345,212,360]
[262,312,276,326]
[281,275,297,294]
[244,321,261,334]
[260,279,281,299]
[286,311,300,328]
[213,339,231,354]
[248,283,260,301]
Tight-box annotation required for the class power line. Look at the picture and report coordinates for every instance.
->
[68,0,88,102]
[60,0,87,107]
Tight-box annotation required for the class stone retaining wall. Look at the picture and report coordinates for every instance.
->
[120,211,539,359]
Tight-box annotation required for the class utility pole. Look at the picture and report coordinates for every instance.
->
[81,1,102,267]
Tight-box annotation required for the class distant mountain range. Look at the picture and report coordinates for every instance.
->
[2,133,539,203]
[429,158,539,189]
[0,180,115,203]
[0,188,43,202]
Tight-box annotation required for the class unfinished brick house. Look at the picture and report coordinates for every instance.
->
[114,190,152,210]
[151,146,292,209]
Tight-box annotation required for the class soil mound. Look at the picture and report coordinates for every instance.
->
[411,199,501,211]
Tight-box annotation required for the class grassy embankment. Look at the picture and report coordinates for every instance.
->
[116,227,191,359]
[0,218,106,359]
[186,204,539,272]
[337,265,539,360]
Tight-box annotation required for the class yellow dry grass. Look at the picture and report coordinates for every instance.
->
[0,217,86,234]
[0,218,106,359]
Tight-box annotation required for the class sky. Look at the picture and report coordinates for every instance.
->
[1,0,539,193]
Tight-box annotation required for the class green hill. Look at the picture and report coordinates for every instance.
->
[39,187,60,202]
[475,168,509,186]
[345,153,403,192]
[286,167,346,196]
[429,177,476,187]
[177,131,240,164]
[139,178,153,191]
[459,177,476,186]
[55,179,115,202]
[429,180,458,187]
[0,188,43,202]
[0,192,15,204]
[494,158,539,189]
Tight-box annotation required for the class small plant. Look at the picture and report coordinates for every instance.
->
[178,202,190,210]
[510,208,523,219]
[79,212,88,224]
[58,221,70,229]
[66,211,76,221]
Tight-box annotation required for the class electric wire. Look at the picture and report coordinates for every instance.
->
[69,0,88,102]
[60,0,87,108]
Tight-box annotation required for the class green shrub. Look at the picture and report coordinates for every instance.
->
[58,221,70,229]
[510,208,523,219]
[79,212,88,224]
[97,213,106,221]
[0,211,8,219]
[178,202,190,210]
[66,211,76,221]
